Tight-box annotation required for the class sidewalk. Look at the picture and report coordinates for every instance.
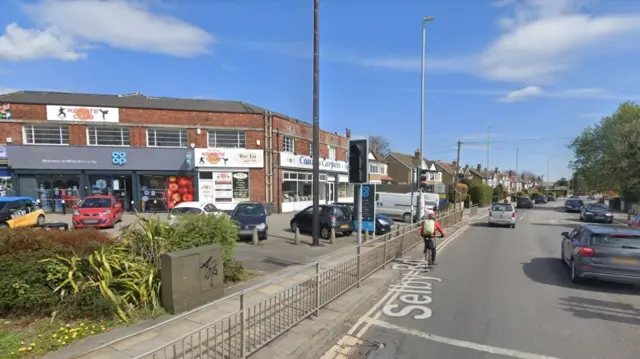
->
[46,208,477,359]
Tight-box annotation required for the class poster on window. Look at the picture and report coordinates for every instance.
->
[214,172,233,202]
[167,176,194,209]
[232,172,250,200]
[199,180,214,202]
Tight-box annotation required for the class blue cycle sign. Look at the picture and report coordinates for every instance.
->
[112,152,127,166]
[355,184,376,232]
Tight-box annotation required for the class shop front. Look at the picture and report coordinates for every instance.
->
[279,152,352,212]
[6,145,196,213]
[194,148,264,211]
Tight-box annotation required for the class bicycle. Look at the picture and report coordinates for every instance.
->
[423,233,444,268]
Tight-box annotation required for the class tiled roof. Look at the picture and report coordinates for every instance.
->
[387,152,421,169]
[435,161,455,174]
[370,151,388,163]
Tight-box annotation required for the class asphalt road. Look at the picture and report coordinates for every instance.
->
[334,202,640,359]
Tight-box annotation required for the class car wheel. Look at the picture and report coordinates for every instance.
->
[291,221,299,233]
[579,214,584,221]
[488,222,493,227]
[0,223,8,228]
[321,227,331,239]
[560,245,565,262]
[570,260,583,284]
[402,213,412,223]
[259,233,267,241]
[511,224,516,229]
[36,215,46,227]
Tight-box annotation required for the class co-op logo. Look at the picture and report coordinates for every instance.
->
[112,152,127,166]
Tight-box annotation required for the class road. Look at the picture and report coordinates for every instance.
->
[328,202,640,359]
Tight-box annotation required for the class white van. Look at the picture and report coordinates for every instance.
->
[423,193,441,212]
[375,192,431,223]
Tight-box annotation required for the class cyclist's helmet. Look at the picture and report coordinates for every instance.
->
[427,212,436,219]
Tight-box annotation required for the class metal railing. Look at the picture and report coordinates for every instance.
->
[133,209,464,359]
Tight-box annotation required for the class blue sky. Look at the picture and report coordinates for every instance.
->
[1,0,640,181]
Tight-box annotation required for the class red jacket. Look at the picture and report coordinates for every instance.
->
[421,220,445,238]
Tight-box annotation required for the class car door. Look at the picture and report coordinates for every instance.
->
[563,227,582,261]
[22,199,40,226]
[7,200,29,228]
[298,206,314,231]
[112,198,123,221]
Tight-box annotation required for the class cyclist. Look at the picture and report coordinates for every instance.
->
[420,212,446,264]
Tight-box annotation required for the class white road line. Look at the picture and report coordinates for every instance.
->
[368,319,563,359]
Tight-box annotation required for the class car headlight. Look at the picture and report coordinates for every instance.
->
[585,212,592,215]
[103,209,111,215]
[378,219,390,226]
[256,223,266,230]
[73,210,80,215]
[606,213,613,216]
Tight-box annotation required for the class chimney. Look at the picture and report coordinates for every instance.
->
[452,160,457,168]
[414,149,420,159]
[494,167,499,173]
[345,128,351,138]
[477,164,481,170]
[465,164,469,168]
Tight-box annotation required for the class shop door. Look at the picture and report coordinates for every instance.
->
[88,175,133,212]
[327,182,334,204]
[198,172,215,203]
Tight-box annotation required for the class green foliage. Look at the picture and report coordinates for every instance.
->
[170,214,239,262]
[468,184,493,207]
[223,258,246,283]
[119,215,172,268]
[492,184,505,202]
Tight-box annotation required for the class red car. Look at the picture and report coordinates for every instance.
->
[72,195,123,229]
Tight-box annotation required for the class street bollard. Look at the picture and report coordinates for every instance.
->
[252,227,259,245]
[294,227,301,245]
[329,228,335,244]
[364,230,369,243]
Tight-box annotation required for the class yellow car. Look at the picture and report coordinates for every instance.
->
[0,197,46,228]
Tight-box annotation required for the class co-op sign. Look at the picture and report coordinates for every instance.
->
[279,152,348,173]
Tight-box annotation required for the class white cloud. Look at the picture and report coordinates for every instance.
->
[0,86,19,95]
[498,86,544,102]
[0,0,213,61]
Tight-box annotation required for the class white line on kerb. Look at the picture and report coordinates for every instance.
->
[368,319,563,359]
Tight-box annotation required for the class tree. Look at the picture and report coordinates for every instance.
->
[555,177,569,187]
[568,102,640,199]
[493,184,505,202]
[369,135,391,156]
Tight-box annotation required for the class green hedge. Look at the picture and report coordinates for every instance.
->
[469,184,494,207]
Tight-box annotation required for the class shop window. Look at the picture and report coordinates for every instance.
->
[23,124,69,145]
[208,130,246,148]
[139,175,194,211]
[147,128,187,147]
[88,126,130,146]
[34,174,81,213]
[88,175,133,211]
[328,146,336,160]
[282,171,322,203]
[283,136,294,153]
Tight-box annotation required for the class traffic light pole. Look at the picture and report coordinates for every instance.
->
[410,167,416,224]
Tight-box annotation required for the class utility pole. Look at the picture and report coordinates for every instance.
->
[546,158,550,195]
[486,124,491,171]
[515,147,519,174]
[453,141,461,208]
[418,16,433,223]
[311,0,320,246]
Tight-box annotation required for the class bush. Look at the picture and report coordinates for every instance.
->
[0,228,113,256]
[171,214,239,262]
[468,184,494,206]
[224,258,245,283]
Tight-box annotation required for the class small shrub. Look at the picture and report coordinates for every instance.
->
[0,228,113,256]
[171,214,239,262]
[57,286,115,321]
[468,184,493,206]
[119,215,172,268]
[223,258,245,283]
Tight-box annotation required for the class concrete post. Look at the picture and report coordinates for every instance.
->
[364,230,369,243]
[294,227,301,245]
[252,227,259,245]
[329,228,335,244]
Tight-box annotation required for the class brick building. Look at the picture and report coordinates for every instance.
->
[0,91,352,213]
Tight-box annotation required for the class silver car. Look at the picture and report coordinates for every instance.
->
[488,202,517,228]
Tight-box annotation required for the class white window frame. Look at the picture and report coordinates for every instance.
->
[86,126,130,147]
[146,127,188,148]
[23,124,69,145]
[207,130,246,148]
[283,136,294,153]
[309,141,313,156]
[328,146,336,161]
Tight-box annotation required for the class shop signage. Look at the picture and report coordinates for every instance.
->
[195,148,264,168]
[279,152,348,173]
[45,105,120,122]
[7,145,194,171]
[0,145,6,159]
[0,103,11,120]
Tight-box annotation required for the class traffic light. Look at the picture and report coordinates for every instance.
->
[419,169,428,189]
[348,139,368,184]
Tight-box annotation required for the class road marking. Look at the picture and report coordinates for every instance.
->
[367,318,562,359]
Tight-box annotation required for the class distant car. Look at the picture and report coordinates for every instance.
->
[547,195,556,202]
[561,224,640,284]
[0,196,46,229]
[534,194,547,204]
[333,202,395,235]
[587,195,596,200]
[290,204,353,239]
[516,197,534,209]
[168,201,223,225]
[488,202,517,228]
[231,202,268,240]
[564,199,583,213]
[72,195,122,229]
[580,203,613,223]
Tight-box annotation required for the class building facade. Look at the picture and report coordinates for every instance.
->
[0,91,350,213]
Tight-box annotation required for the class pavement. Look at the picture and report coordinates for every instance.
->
[321,201,640,359]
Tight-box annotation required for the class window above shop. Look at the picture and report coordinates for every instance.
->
[208,130,246,148]
[328,146,336,161]
[23,124,69,145]
[283,136,294,153]
[308,141,313,156]
[87,126,130,146]
[147,128,187,148]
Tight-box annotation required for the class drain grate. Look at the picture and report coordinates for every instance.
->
[347,341,385,359]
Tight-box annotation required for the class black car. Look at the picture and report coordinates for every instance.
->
[547,195,556,202]
[565,199,584,213]
[290,204,353,239]
[534,194,547,204]
[231,202,269,240]
[516,197,534,209]
[333,202,395,235]
[580,203,614,223]
[561,224,640,284]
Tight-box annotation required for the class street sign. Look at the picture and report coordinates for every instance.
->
[354,184,376,232]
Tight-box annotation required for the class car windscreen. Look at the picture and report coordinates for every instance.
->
[568,200,583,205]
[426,201,438,207]
[171,207,202,216]
[491,204,513,212]
[233,204,266,217]
[589,204,609,210]
[590,233,640,248]
[517,197,531,202]
[79,198,111,208]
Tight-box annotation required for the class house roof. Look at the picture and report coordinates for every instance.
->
[386,152,421,169]
[468,168,483,178]
[370,151,387,163]
[435,161,455,174]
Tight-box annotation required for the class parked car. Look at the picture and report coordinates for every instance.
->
[168,201,223,225]
[587,195,596,200]
[290,204,353,239]
[333,202,395,235]
[488,202,517,228]
[580,203,613,223]
[0,196,46,228]
[534,194,547,204]
[547,195,556,202]
[230,202,269,240]
[564,198,584,213]
[561,224,640,284]
[72,195,123,229]
[516,197,534,209]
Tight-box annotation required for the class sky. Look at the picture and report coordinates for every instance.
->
[1,0,640,181]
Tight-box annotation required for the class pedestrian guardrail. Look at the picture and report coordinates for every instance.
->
[470,204,479,216]
[131,209,464,359]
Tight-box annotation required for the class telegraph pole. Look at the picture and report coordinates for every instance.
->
[453,141,461,207]
[311,0,320,246]
[486,125,491,170]
[515,147,519,174]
